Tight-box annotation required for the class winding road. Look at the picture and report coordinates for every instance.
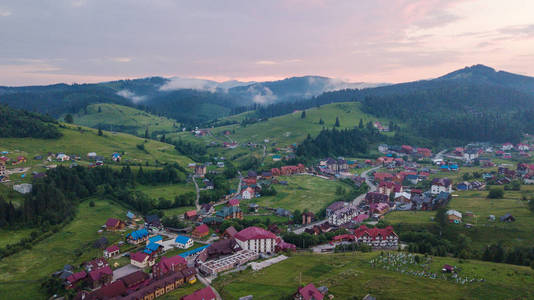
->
[192,176,200,211]
[352,166,380,206]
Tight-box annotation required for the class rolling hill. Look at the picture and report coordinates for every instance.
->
[71,103,180,136]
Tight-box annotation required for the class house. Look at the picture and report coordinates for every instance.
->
[228,198,240,207]
[184,210,198,220]
[302,211,314,225]
[394,192,411,203]
[241,187,255,200]
[126,228,149,245]
[243,177,257,186]
[56,153,70,161]
[261,171,273,179]
[456,181,472,191]
[326,201,346,216]
[182,286,217,300]
[374,172,395,182]
[272,155,282,161]
[66,271,87,287]
[103,245,120,258]
[463,149,479,162]
[353,214,369,224]
[371,202,390,214]
[517,143,530,151]
[119,270,149,289]
[234,226,277,253]
[276,241,297,252]
[502,143,514,151]
[322,158,348,173]
[192,224,210,238]
[446,210,462,223]
[500,213,515,222]
[378,144,389,153]
[416,147,432,157]
[329,205,358,226]
[405,174,419,185]
[146,215,162,228]
[105,218,125,231]
[378,181,402,195]
[148,235,163,245]
[13,156,27,164]
[152,255,187,279]
[175,235,194,249]
[431,178,452,195]
[365,192,389,204]
[111,152,122,162]
[200,204,214,215]
[88,266,113,289]
[195,165,207,177]
[84,258,109,272]
[275,208,292,217]
[130,251,155,268]
[222,226,238,239]
[294,283,324,300]
[216,206,243,220]
[126,211,135,220]
[217,162,225,168]
[353,225,398,249]
[13,183,32,194]
[144,242,163,256]
[442,264,455,273]
[87,152,97,158]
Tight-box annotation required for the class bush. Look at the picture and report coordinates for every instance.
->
[488,187,504,199]
[89,200,95,207]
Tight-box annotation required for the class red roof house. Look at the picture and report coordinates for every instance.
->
[184,210,197,220]
[192,224,210,238]
[294,283,324,300]
[152,255,187,279]
[228,198,240,207]
[182,286,217,300]
[105,218,124,231]
[234,226,277,242]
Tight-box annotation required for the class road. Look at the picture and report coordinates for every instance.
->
[434,149,447,160]
[352,166,380,206]
[192,176,200,211]
[236,171,243,194]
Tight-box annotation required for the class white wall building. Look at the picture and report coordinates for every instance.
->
[234,227,277,253]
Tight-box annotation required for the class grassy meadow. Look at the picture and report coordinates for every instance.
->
[0,199,126,299]
[251,175,352,213]
[72,103,179,136]
[213,252,534,300]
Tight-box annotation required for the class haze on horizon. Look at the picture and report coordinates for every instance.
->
[1,0,534,86]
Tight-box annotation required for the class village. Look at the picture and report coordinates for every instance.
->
[2,136,531,299]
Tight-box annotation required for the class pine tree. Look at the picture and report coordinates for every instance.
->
[160,134,166,143]
[335,117,340,127]
[144,128,149,139]
[358,118,364,129]
[98,127,103,136]
[319,118,324,125]
[301,110,306,119]
[98,106,102,113]
[64,114,73,124]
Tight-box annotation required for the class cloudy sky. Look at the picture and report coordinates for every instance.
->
[1,0,534,86]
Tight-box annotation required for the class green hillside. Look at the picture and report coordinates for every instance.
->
[0,123,193,170]
[71,103,179,136]
[170,102,394,149]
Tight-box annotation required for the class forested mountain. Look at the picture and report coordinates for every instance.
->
[0,105,62,139]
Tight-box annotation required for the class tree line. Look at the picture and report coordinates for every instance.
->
[0,105,62,139]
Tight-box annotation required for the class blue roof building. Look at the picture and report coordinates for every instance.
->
[148,235,163,243]
[144,242,162,254]
[127,228,148,241]
[126,211,135,219]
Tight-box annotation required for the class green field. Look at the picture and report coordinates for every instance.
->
[251,175,352,213]
[169,102,393,149]
[72,103,179,136]
[384,210,436,227]
[213,252,534,299]
[0,124,193,170]
[0,199,126,299]
[447,187,534,248]
[138,183,195,201]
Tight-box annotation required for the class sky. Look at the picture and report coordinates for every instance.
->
[1,0,534,86]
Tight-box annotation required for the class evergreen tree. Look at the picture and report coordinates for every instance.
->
[64,114,73,124]
[160,134,166,143]
[358,118,364,129]
[301,110,306,119]
[98,106,102,113]
[98,127,103,136]
[335,117,340,127]
[319,118,324,125]
[144,128,149,139]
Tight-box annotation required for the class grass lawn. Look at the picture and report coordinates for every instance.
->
[252,175,351,213]
[446,187,534,248]
[213,252,534,300]
[0,199,126,299]
[161,206,196,217]
[137,183,195,201]
[242,214,291,224]
[384,210,436,227]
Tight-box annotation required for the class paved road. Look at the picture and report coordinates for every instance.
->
[434,149,447,160]
[192,176,200,211]
[352,166,380,206]
[292,219,328,234]
[236,171,243,194]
